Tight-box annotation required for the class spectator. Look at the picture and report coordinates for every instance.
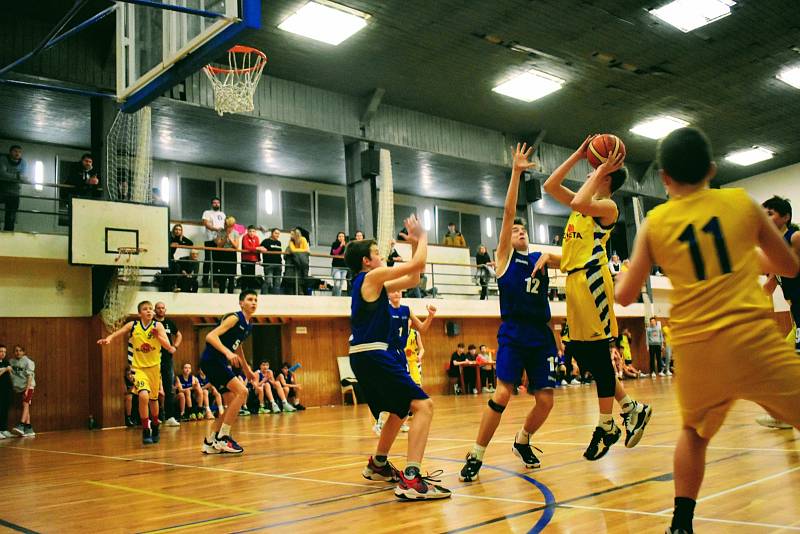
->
[621,259,630,272]
[176,363,204,421]
[551,234,561,246]
[448,343,467,394]
[0,345,12,438]
[154,301,181,427]
[386,239,401,267]
[63,153,101,201]
[198,369,224,416]
[662,322,673,376]
[0,145,28,231]
[124,364,136,427]
[354,230,365,241]
[253,361,282,414]
[475,245,495,300]
[201,197,226,287]
[259,228,283,295]
[241,225,262,291]
[646,317,664,377]
[442,222,466,247]
[176,250,200,293]
[284,228,310,295]
[214,216,239,294]
[151,187,167,206]
[166,224,193,291]
[608,254,622,277]
[9,344,35,436]
[477,344,495,392]
[277,363,304,410]
[397,226,409,241]
[330,231,348,296]
[463,344,479,394]
[407,273,438,299]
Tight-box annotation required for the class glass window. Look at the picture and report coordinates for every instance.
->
[281,190,313,237]
[223,181,258,228]
[393,203,416,238]
[179,177,217,220]
[316,194,346,246]
[460,213,481,254]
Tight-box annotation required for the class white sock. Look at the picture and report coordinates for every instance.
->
[470,444,487,461]
[598,414,614,431]
[206,428,216,442]
[219,423,231,437]
[515,428,531,445]
[619,395,637,413]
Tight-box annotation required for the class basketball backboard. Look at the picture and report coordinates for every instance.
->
[116,0,260,112]
[69,198,169,268]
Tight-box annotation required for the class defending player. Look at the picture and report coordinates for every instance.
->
[543,136,652,461]
[459,143,561,482]
[615,127,800,534]
[98,300,175,445]
[199,290,259,454]
[346,214,451,500]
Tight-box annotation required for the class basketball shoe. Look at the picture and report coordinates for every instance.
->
[362,457,400,482]
[394,469,452,500]
[583,422,621,461]
[458,454,482,482]
[622,402,653,448]
[512,441,542,468]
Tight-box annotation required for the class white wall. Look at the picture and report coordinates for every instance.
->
[723,162,800,204]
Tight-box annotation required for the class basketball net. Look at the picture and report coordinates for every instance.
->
[100,248,143,333]
[204,46,267,116]
[106,106,153,203]
[376,148,394,259]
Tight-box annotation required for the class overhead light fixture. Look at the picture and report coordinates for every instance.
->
[630,115,689,140]
[160,176,170,203]
[485,217,493,238]
[264,189,274,215]
[650,0,735,33]
[777,65,800,89]
[278,1,369,45]
[538,224,547,244]
[492,69,565,103]
[423,209,432,231]
[34,161,44,191]
[724,146,774,166]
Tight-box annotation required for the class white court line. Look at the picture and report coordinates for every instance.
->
[657,465,800,514]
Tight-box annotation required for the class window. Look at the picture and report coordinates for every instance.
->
[223,181,258,228]
[316,193,346,246]
[179,177,217,220]
[281,190,313,236]
[460,213,481,253]
[394,203,416,238]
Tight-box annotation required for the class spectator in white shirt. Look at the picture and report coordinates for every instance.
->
[608,254,622,277]
[201,197,226,288]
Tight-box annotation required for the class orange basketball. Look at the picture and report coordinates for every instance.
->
[586,134,626,169]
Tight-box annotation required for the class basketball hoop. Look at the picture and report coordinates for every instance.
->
[203,45,267,116]
[114,246,147,263]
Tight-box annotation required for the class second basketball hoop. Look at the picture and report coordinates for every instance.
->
[203,45,267,116]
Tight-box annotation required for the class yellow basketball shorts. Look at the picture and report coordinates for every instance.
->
[675,320,800,439]
[132,365,161,398]
[566,265,618,341]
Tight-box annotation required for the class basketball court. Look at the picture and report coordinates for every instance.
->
[1,1,800,533]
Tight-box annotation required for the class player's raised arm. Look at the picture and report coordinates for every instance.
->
[97,321,134,345]
[410,304,437,333]
[365,215,428,294]
[496,143,537,274]
[755,199,800,278]
[570,153,624,223]
[205,314,240,364]
[153,322,176,354]
[615,221,655,306]
[543,135,594,206]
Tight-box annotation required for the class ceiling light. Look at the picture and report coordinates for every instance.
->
[278,1,369,45]
[724,146,774,166]
[492,70,565,103]
[777,65,800,89]
[630,116,689,139]
[650,0,735,33]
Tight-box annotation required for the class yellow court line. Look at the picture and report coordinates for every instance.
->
[85,480,260,514]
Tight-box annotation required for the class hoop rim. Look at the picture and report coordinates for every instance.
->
[204,45,267,75]
[116,247,147,255]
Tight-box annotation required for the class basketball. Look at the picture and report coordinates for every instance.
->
[586,134,626,169]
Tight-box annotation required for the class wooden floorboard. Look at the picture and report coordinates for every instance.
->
[2,378,799,533]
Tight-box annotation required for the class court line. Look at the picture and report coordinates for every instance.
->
[141,512,255,534]
[0,518,40,534]
[86,480,260,514]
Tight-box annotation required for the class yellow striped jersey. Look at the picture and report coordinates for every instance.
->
[646,188,773,345]
[560,210,615,272]
[127,320,161,368]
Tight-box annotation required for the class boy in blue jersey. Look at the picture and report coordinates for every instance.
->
[345,214,451,500]
[199,290,259,454]
[459,143,562,482]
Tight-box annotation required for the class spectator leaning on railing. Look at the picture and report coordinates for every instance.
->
[201,197,226,287]
[442,222,466,247]
[259,228,283,295]
[330,231,348,297]
[214,216,239,294]
[285,227,310,295]
[241,225,262,292]
[0,145,28,232]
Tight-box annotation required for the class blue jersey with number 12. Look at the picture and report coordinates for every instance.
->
[497,250,552,346]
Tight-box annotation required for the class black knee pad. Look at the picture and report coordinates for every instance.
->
[488,398,506,413]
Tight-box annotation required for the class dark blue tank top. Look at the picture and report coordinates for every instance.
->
[198,374,209,387]
[497,250,553,346]
[780,228,800,303]
[202,311,252,360]
[388,304,411,352]
[349,271,391,350]
[178,374,193,389]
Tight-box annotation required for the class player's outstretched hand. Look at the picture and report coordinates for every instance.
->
[97,338,110,345]
[511,143,537,173]
[597,151,625,176]
[532,253,550,277]
[404,214,424,238]
[573,135,596,159]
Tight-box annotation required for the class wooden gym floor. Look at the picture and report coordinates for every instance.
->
[2,378,799,533]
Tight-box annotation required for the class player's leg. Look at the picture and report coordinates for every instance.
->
[394,397,449,500]
[137,389,153,444]
[274,381,296,412]
[613,373,653,448]
[668,427,708,534]
[178,389,187,419]
[207,377,247,453]
[124,389,134,426]
[212,386,224,415]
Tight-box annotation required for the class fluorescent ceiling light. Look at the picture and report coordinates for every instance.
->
[492,70,565,102]
[34,161,44,191]
[160,176,169,203]
[278,1,369,45]
[650,0,735,33]
[630,116,689,139]
[724,146,774,166]
[777,65,800,89]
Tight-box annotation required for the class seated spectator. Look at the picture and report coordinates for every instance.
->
[447,343,467,394]
[475,245,495,300]
[176,251,200,293]
[198,369,224,416]
[252,361,283,413]
[406,274,438,298]
[463,344,479,393]
[9,345,35,436]
[442,222,466,247]
[124,364,136,427]
[284,228,310,295]
[476,344,495,392]
[163,224,193,291]
[386,240,401,267]
[277,363,304,410]
[176,363,204,420]
[259,228,283,295]
[240,225,262,291]
[0,344,13,438]
[0,145,28,232]
[353,230,364,241]
[330,232,348,297]
[608,254,622,278]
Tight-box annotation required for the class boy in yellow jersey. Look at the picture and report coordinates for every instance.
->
[615,127,800,534]
[544,136,653,461]
[405,327,423,386]
[98,301,176,445]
